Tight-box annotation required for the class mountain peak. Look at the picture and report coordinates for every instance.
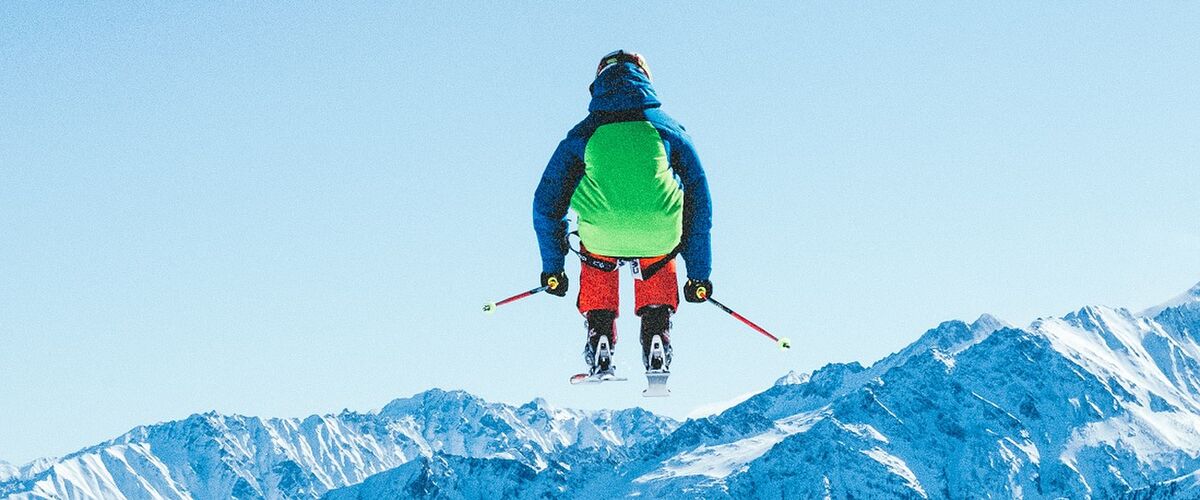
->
[1067,304,1101,322]
[915,314,1008,356]
[774,370,810,386]
[520,397,555,412]
[970,313,1009,333]
[0,460,16,483]
[379,388,483,418]
[1140,280,1200,318]
[1061,304,1141,333]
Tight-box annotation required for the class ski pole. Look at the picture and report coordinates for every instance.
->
[482,284,552,314]
[702,292,791,350]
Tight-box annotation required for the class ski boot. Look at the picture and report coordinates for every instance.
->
[571,310,626,384]
[640,305,673,397]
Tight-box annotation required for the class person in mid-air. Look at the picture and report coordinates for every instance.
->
[533,50,714,380]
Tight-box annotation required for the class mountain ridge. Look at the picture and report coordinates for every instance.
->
[0,389,677,499]
[1141,282,1200,318]
[6,281,1200,499]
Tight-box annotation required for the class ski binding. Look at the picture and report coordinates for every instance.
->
[571,334,626,384]
[641,333,671,397]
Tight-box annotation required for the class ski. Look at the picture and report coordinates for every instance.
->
[642,371,670,397]
[569,372,628,384]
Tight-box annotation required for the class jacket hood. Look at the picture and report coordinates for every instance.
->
[588,62,661,113]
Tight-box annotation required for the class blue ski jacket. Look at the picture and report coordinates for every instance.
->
[533,62,713,280]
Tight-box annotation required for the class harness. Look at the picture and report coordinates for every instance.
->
[568,231,681,281]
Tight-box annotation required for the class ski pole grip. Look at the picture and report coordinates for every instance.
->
[697,287,707,300]
[547,276,560,290]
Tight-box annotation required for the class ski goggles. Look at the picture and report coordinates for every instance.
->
[595,50,652,81]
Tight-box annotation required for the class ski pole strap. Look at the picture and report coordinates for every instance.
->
[567,231,680,280]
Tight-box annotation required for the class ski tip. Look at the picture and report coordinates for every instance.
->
[483,302,497,314]
[778,337,792,350]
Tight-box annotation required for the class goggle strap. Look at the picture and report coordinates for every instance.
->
[596,51,651,80]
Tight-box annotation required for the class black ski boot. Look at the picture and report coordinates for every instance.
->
[639,305,673,372]
[582,309,617,376]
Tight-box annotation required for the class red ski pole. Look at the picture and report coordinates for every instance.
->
[482,280,556,314]
[702,292,791,350]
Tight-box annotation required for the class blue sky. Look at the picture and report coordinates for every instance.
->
[2,2,1198,464]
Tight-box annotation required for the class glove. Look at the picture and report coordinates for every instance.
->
[541,271,569,297]
[684,279,712,303]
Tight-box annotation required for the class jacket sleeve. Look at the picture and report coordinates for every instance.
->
[669,131,713,281]
[532,135,585,273]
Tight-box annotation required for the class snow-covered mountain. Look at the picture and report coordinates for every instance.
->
[1129,468,1200,499]
[615,285,1200,499]
[0,462,16,484]
[0,390,675,499]
[6,281,1200,499]
[1141,282,1200,318]
[327,281,1200,499]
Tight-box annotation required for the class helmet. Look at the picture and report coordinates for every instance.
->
[596,50,652,81]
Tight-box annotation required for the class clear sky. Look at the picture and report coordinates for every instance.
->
[2,2,1198,465]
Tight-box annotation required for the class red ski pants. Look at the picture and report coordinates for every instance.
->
[576,247,679,318]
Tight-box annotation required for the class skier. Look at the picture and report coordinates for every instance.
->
[533,50,714,382]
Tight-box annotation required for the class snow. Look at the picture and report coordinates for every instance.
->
[861,447,926,497]
[636,409,827,483]
[776,408,831,434]
[635,431,788,483]
[959,313,1012,354]
[1063,408,1200,466]
[774,369,810,386]
[18,457,56,480]
[10,279,1200,499]
[1035,305,1200,413]
[1141,281,1200,318]
[0,460,15,482]
[13,444,188,500]
[1004,436,1040,466]
[1154,468,1200,492]
[1,389,677,499]
[932,349,957,368]
[841,422,890,444]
